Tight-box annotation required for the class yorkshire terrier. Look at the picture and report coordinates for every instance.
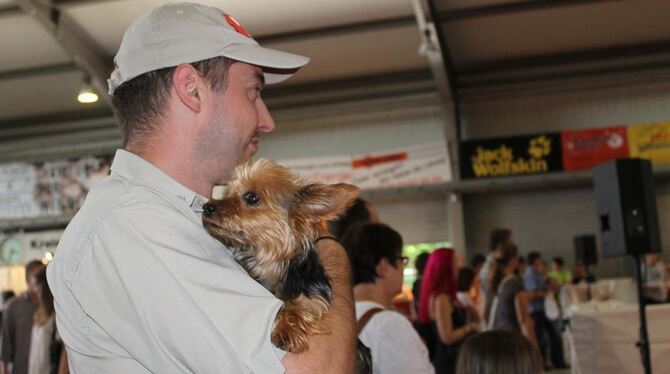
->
[201,159,372,372]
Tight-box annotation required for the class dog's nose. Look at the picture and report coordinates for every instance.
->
[202,202,217,217]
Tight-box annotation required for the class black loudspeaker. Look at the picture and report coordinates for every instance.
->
[574,235,598,265]
[592,158,662,258]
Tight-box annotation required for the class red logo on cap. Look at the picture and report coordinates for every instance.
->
[224,14,252,38]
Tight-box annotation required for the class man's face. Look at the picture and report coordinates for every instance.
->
[195,62,275,175]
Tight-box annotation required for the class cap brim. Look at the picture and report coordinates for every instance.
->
[222,45,310,84]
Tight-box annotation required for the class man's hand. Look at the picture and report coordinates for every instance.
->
[282,237,356,373]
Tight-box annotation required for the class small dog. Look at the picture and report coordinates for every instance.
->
[202,159,371,371]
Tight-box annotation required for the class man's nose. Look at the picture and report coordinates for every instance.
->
[256,98,275,133]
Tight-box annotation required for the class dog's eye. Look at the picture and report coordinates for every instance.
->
[243,191,261,206]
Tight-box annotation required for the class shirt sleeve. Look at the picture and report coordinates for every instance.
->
[68,204,285,374]
[372,312,435,374]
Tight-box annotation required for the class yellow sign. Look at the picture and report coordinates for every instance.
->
[628,122,670,164]
[470,135,553,178]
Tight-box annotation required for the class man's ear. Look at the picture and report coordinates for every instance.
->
[296,183,359,221]
[173,64,202,113]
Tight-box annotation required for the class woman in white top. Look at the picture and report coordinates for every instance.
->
[28,268,66,374]
[343,223,434,374]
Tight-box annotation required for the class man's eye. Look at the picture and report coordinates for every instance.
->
[243,191,261,206]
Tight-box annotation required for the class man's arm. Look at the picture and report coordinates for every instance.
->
[282,238,356,373]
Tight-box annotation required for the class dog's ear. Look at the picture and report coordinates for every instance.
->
[296,183,359,221]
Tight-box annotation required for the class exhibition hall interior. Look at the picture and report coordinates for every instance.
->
[1,0,670,373]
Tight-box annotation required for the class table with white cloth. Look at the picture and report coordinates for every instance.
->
[566,301,670,374]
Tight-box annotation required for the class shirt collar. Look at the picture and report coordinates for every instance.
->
[109,149,209,213]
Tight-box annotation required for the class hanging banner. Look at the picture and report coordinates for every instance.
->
[0,155,112,220]
[561,127,629,171]
[460,133,562,179]
[279,142,451,190]
[0,163,39,219]
[279,156,353,184]
[627,122,670,164]
[352,142,451,190]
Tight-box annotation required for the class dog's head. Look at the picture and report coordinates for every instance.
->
[202,159,358,284]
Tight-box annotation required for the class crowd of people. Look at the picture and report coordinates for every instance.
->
[332,199,547,373]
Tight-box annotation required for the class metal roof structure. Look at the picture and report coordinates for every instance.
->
[1,0,670,158]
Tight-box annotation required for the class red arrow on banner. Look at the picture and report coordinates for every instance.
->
[352,152,408,168]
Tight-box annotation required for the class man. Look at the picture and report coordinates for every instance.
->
[524,252,567,370]
[47,3,355,373]
[1,260,46,374]
[342,223,434,374]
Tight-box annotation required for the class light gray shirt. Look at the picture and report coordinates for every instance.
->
[47,150,285,374]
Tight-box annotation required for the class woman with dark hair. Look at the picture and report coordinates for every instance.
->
[485,244,536,347]
[456,330,541,374]
[343,223,434,374]
[28,268,65,374]
[418,248,477,374]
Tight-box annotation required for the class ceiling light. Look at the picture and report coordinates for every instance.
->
[78,79,99,104]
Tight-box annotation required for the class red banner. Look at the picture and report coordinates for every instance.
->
[561,127,629,171]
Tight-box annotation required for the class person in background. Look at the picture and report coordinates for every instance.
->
[642,253,668,304]
[471,254,486,275]
[419,248,477,374]
[330,198,379,239]
[412,252,435,359]
[547,257,572,286]
[572,263,595,285]
[456,268,476,308]
[28,268,66,374]
[456,267,482,328]
[1,261,46,374]
[485,244,534,340]
[524,252,567,370]
[343,223,434,374]
[517,256,527,277]
[412,252,431,313]
[0,291,16,332]
[479,229,513,303]
[456,330,541,374]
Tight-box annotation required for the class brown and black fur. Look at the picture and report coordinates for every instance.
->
[202,159,371,372]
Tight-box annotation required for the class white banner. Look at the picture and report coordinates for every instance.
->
[279,155,354,184]
[0,156,112,220]
[352,142,451,190]
[279,142,451,190]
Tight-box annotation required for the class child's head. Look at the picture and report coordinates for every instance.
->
[457,330,540,374]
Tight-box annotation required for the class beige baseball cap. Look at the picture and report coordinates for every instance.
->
[108,2,310,95]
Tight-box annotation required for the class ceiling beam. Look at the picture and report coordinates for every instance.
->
[438,0,621,22]
[16,0,113,105]
[256,15,415,44]
[0,62,78,81]
[457,39,670,75]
